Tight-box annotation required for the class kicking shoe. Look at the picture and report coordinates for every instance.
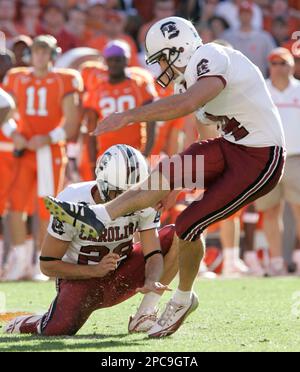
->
[128,309,158,333]
[148,293,199,338]
[44,196,105,238]
[4,315,41,334]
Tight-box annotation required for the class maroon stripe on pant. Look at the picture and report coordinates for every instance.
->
[174,140,285,242]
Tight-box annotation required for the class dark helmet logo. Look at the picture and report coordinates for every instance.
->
[99,152,112,171]
[160,21,180,40]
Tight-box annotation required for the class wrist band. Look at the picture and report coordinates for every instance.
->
[1,119,17,138]
[144,250,163,263]
[49,127,66,144]
[39,256,62,262]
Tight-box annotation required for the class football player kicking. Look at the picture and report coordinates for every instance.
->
[44,17,286,338]
[5,145,179,336]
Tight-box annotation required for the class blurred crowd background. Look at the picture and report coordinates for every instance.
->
[0,0,300,281]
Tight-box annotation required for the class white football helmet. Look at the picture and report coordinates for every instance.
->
[145,16,202,88]
[95,144,149,202]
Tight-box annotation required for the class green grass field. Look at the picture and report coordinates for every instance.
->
[0,277,300,352]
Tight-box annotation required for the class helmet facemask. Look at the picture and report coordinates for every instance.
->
[146,47,183,88]
[96,178,123,203]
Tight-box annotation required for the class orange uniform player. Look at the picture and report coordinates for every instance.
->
[79,61,159,181]
[83,73,157,156]
[2,35,83,282]
[3,66,82,219]
[81,42,157,180]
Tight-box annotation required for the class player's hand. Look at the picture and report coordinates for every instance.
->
[11,132,28,151]
[27,135,51,151]
[136,281,172,295]
[91,113,128,136]
[90,253,120,278]
[155,190,181,212]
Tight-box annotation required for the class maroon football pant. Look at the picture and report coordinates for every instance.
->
[20,225,175,336]
[160,138,285,242]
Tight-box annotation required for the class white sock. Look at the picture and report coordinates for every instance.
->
[137,292,161,314]
[293,250,300,263]
[173,289,192,306]
[244,251,258,262]
[90,205,112,223]
[223,247,239,268]
[270,256,284,271]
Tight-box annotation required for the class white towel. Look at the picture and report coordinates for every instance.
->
[37,145,54,197]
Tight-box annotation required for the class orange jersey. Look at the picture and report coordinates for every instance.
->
[80,61,108,91]
[83,74,157,154]
[3,67,83,140]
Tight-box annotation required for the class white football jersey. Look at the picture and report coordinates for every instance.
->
[266,78,300,157]
[47,182,160,265]
[0,88,14,109]
[183,43,285,148]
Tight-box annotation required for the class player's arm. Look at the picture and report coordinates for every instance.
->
[0,105,11,126]
[0,90,27,150]
[92,77,224,136]
[136,228,171,295]
[143,120,156,158]
[0,88,15,127]
[40,233,119,280]
[61,92,82,141]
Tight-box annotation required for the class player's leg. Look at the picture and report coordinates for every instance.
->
[291,204,300,274]
[34,146,67,280]
[283,155,300,274]
[128,225,179,332]
[5,153,36,280]
[5,278,97,336]
[149,144,285,337]
[221,213,249,277]
[92,225,178,333]
[255,184,285,275]
[243,204,265,276]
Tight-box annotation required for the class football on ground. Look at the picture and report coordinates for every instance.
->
[0,278,300,352]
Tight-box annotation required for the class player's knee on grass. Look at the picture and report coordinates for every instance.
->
[42,312,90,336]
